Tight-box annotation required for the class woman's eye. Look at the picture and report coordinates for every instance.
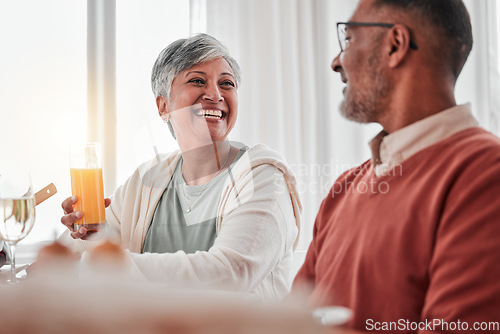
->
[189,78,204,84]
[221,81,235,87]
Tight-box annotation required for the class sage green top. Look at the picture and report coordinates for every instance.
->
[142,147,247,254]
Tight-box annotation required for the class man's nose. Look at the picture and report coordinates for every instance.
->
[203,83,223,102]
[331,52,342,73]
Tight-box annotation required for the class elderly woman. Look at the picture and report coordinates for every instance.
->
[60,34,301,300]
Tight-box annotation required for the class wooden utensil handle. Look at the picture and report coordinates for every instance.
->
[35,183,57,206]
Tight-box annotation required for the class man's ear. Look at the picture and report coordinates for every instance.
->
[386,24,413,68]
[156,95,170,121]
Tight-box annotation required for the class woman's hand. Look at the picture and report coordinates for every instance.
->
[61,196,111,239]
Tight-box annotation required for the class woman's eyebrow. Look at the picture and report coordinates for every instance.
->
[184,71,234,78]
[185,71,206,77]
[221,72,235,79]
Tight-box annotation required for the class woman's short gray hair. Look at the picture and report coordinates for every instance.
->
[151,33,241,99]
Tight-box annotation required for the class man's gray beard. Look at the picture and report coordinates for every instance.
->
[340,58,390,123]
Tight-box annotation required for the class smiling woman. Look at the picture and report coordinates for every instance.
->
[59,34,302,300]
[157,58,239,155]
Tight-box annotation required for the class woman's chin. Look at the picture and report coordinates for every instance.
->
[207,133,229,144]
[186,132,228,148]
[204,124,231,142]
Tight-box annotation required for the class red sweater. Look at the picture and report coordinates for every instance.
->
[293,127,500,333]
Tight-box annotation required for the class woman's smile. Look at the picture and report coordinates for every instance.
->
[164,57,238,146]
[193,108,226,121]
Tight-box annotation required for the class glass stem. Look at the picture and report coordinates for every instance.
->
[8,242,17,283]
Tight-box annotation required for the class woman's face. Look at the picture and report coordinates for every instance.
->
[159,57,238,150]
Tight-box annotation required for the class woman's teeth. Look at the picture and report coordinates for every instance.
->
[195,109,223,119]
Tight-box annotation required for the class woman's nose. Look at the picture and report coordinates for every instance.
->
[202,84,223,102]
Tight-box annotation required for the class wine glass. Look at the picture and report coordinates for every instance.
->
[0,168,36,284]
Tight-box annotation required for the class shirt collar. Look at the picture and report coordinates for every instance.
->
[370,103,479,177]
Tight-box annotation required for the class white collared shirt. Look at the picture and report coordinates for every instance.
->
[370,103,479,177]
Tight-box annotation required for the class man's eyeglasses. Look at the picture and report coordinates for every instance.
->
[336,22,419,52]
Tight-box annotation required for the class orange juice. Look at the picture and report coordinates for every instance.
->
[70,168,106,231]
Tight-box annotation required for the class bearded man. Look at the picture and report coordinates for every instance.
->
[292,1,500,333]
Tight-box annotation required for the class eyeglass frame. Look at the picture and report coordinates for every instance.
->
[336,22,419,52]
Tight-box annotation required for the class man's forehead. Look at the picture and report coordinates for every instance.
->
[350,0,379,21]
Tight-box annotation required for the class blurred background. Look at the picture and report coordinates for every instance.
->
[1,0,499,250]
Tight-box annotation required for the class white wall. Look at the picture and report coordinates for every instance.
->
[0,0,87,243]
[115,0,189,186]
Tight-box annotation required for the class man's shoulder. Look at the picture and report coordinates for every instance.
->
[441,127,500,154]
[335,160,372,182]
[321,160,372,205]
[432,127,500,168]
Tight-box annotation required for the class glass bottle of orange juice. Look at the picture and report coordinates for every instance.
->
[69,143,106,231]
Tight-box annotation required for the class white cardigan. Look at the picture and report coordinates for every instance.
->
[62,144,302,300]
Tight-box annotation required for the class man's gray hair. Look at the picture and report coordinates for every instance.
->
[151,33,241,99]
[373,0,472,80]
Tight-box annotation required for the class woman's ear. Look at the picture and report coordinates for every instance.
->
[156,95,170,122]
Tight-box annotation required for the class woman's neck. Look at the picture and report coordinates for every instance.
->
[180,141,233,186]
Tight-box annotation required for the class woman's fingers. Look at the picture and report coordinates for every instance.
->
[61,196,78,214]
[72,228,97,240]
[70,226,88,239]
[60,211,82,231]
[61,196,82,234]
[61,196,107,240]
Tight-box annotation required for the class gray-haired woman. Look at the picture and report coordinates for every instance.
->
[60,34,301,300]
